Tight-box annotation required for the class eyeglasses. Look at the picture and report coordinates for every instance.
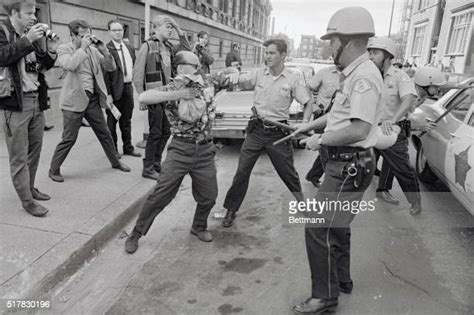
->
[180,63,198,68]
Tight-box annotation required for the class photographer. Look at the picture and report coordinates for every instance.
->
[0,0,57,217]
[193,30,214,74]
[49,19,130,183]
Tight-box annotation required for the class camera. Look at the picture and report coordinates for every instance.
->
[25,61,41,73]
[90,35,103,45]
[37,23,59,40]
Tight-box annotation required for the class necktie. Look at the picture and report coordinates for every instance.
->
[119,44,127,76]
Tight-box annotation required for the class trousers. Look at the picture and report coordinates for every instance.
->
[223,122,303,212]
[305,148,375,299]
[106,83,135,153]
[144,104,171,168]
[134,138,217,235]
[50,92,120,172]
[1,94,44,202]
[376,131,421,205]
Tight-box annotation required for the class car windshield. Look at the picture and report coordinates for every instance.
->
[285,65,314,84]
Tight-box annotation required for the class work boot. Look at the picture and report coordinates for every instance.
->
[222,209,237,227]
[31,188,51,201]
[22,200,49,217]
[339,280,353,294]
[293,297,338,314]
[125,230,141,254]
[376,190,399,205]
[190,228,213,242]
[142,160,159,180]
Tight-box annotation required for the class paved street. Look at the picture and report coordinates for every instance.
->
[42,141,474,315]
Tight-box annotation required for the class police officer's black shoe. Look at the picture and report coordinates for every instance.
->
[222,209,237,227]
[376,190,400,205]
[410,202,422,215]
[339,280,353,294]
[293,297,338,314]
[125,230,141,254]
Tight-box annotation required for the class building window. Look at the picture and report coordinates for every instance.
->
[417,0,431,11]
[446,11,473,55]
[411,23,427,56]
[219,40,223,57]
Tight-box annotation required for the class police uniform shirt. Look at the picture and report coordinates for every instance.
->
[237,67,310,121]
[380,65,417,121]
[325,53,384,149]
[112,40,133,83]
[307,66,339,111]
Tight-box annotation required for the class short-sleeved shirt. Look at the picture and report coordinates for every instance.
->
[237,67,311,121]
[156,76,216,142]
[380,65,417,121]
[325,53,384,149]
[307,66,340,111]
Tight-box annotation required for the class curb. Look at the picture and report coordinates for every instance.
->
[0,181,155,309]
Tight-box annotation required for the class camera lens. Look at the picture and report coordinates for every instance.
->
[44,29,59,40]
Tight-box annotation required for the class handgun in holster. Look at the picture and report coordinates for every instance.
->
[353,152,375,188]
[397,119,411,138]
[246,106,260,134]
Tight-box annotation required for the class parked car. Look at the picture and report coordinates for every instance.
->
[212,65,320,145]
[410,78,474,215]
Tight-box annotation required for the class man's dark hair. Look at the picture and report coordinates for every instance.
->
[232,43,239,50]
[68,20,90,36]
[107,20,121,30]
[3,0,35,17]
[263,39,287,54]
[197,30,209,38]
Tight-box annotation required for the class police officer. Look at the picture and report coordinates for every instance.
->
[413,66,471,102]
[367,37,422,214]
[291,7,384,314]
[305,65,340,187]
[220,38,313,228]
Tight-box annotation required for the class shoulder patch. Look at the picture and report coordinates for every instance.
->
[353,78,372,93]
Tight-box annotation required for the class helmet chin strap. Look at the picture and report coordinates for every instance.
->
[334,36,350,67]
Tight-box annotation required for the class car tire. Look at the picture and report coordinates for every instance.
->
[416,144,437,183]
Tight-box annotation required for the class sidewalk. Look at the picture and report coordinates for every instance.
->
[0,105,155,303]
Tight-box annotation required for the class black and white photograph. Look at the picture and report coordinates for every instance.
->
[0,0,473,314]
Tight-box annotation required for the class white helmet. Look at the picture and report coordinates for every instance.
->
[367,37,397,59]
[374,125,401,150]
[414,66,447,87]
[321,7,375,40]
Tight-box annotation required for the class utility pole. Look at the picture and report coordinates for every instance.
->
[137,0,151,149]
[388,0,396,36]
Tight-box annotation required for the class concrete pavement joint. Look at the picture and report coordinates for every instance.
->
[0,222,66,235]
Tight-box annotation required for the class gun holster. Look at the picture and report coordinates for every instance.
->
[246,117,258,134]
[341,150,375,189]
